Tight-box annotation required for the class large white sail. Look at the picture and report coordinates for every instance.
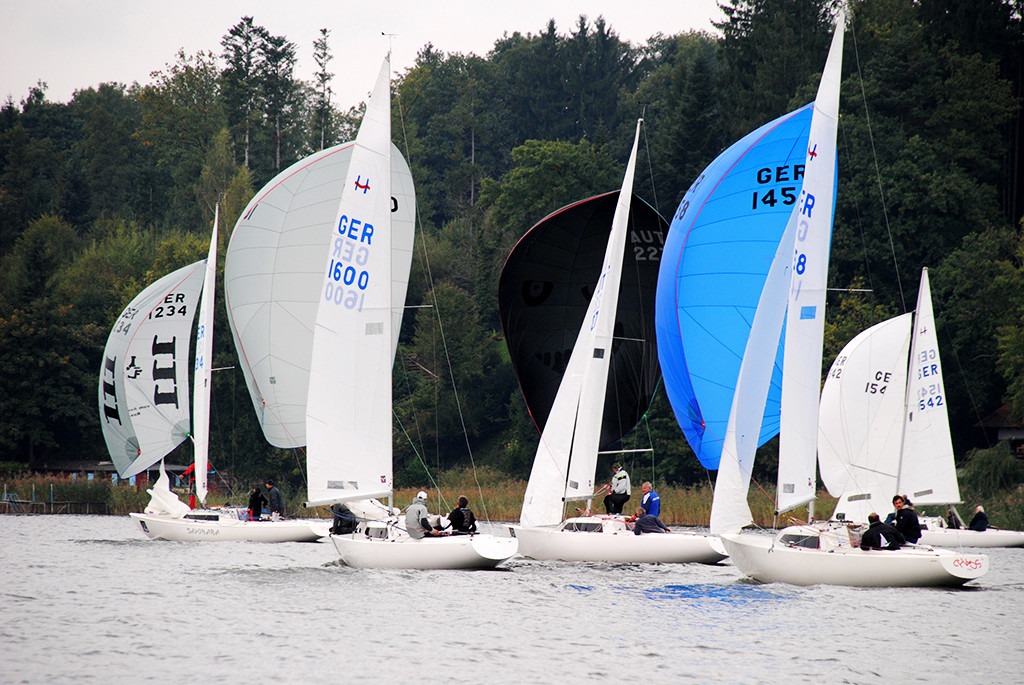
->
[99,262,206,477]
[520,120,642,528]
[817,313,912,522]
[305,57,396,506]
[192,207,219,505]
[898,268,961,505]
[775,17,845,514]
[224,143,415,449]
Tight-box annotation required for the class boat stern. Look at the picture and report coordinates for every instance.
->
[938,552,989,582]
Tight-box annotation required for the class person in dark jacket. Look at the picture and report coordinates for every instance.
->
[330,503,358,534]
[969,505,989,532]
[632,507,669,535]
[946,508,962,529]
[446,495,477,534]
[860,513,905,550]
[247,487,266,521]
[892,495,921,543]
[265,480,284,520]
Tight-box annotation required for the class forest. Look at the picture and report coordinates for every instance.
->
[1,0,1023,498]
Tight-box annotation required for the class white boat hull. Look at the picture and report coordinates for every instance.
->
[918,525,1024,548]
[129,511,327,543]
[332,531,518,569]
[720,532,988,587]
[512,518,727,564]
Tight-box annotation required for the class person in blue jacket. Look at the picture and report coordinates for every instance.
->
[640,481,660,518]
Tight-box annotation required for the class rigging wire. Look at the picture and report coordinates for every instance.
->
[850,17,906,313]
[394,77,494,525]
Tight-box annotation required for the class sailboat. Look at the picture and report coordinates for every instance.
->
[819,269,1024,547]
[279,56,514,569]
[507,119,725,564]
[659,13,987,586]
[111,210,324,542]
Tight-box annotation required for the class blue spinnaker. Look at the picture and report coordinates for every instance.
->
[655,104,813,469]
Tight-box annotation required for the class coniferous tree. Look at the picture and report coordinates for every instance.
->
[221,17,269,170]
[312,28,334,151]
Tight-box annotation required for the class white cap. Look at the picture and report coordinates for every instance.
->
[416,490,428,500]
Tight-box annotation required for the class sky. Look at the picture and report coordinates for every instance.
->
[1,0,723,110]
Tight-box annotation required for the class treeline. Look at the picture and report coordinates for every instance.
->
[1,0,1023,494]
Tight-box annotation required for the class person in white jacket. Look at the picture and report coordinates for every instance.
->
[602,464,631,515]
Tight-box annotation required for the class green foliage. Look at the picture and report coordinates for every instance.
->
[960,442,1024,496]
[0,8,1021,499]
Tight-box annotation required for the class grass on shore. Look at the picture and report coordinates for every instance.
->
[4,469,1023,530]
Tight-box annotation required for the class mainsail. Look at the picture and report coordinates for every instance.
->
[98,261,206,477]
[192,207,219,505]
[498,190,665,450]
[706,13,846,533]
[224,141,415,449]
[305,57,399,507]
[519,120,643,527]
[654,104,814,470]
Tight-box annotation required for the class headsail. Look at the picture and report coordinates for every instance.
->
[192,207,218,505]
[899,268,960,505]
[305,57,399,507]
[655,105,814,470]
[98,261,206,477]
[520,120,643,527]
[818,313,912,522]
[224,141,415,449]
[498,191,665,450]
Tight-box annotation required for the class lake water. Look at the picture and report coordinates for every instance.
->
[2,515,1022,683]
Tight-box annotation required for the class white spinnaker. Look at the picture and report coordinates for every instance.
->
[192,207,218,505]
[817,313,912,522]
[775,14,844,514]
[224,142,415,449]
[520,120,642,528]
[899,268,960,505]
[306,57,396,506]
[99,262,206,477]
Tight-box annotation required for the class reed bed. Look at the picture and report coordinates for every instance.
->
[395,468,839,528]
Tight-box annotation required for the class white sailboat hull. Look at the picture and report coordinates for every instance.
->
[918,518,1024,548]
[331,530,518,569]
[720,531,988,587]
[129,511,327,543]
[512,517,727,564]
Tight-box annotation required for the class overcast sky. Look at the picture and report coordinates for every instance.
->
[1,0,723,110]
